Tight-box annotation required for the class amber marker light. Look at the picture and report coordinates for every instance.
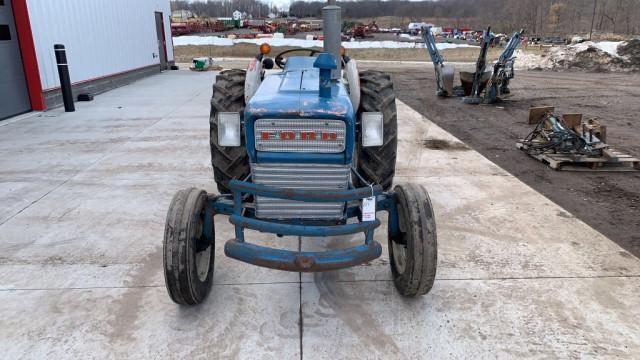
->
[260,43,271,55]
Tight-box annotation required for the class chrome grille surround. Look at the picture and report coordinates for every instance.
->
[254,119,346,153]
[251,163,351,220]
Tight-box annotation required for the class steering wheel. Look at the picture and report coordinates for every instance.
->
[274,48,320,69]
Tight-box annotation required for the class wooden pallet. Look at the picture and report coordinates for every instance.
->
[516,142,640,171]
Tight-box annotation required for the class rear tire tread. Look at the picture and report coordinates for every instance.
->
[356,70,398,191]
[210,70,250,194]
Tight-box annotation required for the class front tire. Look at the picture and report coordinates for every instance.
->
[388,183,437,297]
[164,188,214,305]
[355,70,398,191]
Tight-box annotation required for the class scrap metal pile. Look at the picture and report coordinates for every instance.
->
[517,107,639,171]
[520,109,606,157]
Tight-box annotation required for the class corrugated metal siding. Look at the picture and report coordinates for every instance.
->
[26,0,173,90]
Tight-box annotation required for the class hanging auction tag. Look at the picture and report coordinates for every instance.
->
[361,196,376,222]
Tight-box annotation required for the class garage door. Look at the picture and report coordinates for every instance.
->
[0,0,31,120]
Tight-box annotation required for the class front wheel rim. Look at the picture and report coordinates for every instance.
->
[194,209,211,282]
[392,205,408,275]
[392,241,407,274]
[196,246,211,282]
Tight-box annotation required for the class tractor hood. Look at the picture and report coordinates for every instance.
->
[245,57,353,120]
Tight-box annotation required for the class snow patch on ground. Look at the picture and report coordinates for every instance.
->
[570,41,621,56]
[172,35,478,50]
[515,41,639,72]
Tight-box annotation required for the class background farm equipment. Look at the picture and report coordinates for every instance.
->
[423,25,523,101]
[463,26,493,104]
[462,27,524,104]
[422,26,455,97]
[345,21,378,39]
[484,29,525,103]
[163,1,438,306]
[171,20,205,36]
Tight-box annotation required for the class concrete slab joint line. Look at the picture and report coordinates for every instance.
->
[0,71,638,358]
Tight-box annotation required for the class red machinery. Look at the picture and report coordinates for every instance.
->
[171,23,189,36]
[348,21,378,39]
[171,20,204,36]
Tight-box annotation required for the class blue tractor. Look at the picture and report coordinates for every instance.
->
[163,3,437,305]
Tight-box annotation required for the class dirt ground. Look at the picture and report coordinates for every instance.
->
[365,63,640,257]
[173,43,548,63]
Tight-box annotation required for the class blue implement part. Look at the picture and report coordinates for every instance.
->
[224,239,382,272]
[204,179,397,272]
[422,26,444,65]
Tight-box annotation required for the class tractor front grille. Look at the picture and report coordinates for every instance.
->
[254,119,346,153]
[251,163,350,220]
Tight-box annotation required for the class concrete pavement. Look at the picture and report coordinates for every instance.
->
[0,69,639,359]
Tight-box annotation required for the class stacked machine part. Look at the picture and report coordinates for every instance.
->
[517,107,639,171]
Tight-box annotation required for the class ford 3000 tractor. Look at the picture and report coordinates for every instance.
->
[163,2,437,305]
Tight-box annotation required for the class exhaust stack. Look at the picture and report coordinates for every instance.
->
[322,1,341,79]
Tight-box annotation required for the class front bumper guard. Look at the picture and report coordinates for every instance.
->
[209,179,399,272]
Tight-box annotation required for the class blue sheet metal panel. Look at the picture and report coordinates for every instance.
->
[300,68,320,92]
[283,56,317,71]
[224,239,382,272]
[279,70,304,92]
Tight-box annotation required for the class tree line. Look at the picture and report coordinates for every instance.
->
[170,0,640,36]
[289,0,640,36]
[170,0,278,19]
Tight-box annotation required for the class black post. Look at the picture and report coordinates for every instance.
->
[54,44,75,112]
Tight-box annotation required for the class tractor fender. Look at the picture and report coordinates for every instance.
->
[245,57,263,103]
[344,59,360,112]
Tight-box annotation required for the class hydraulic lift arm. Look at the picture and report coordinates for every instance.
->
[422,26,454,97]
[463,26,492,104]
[484,29,525,103]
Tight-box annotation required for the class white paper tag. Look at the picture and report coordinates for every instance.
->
[362,196,376,222]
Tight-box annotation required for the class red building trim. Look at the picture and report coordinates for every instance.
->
[12,0,46,110]
[41,64,160,92]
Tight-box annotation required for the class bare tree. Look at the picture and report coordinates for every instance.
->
[169,0,640,36]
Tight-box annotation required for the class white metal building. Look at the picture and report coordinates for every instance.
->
[1,0,174,119]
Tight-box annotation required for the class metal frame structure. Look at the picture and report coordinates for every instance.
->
[204,178,400,272]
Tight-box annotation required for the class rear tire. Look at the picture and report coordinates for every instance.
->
[210,69,250,194]
[355,70,398,191]
[388,183,437,297]
[164,188,214,305]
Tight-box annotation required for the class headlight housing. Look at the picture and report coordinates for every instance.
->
[217,112,241,147]
[361,112,384,147]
